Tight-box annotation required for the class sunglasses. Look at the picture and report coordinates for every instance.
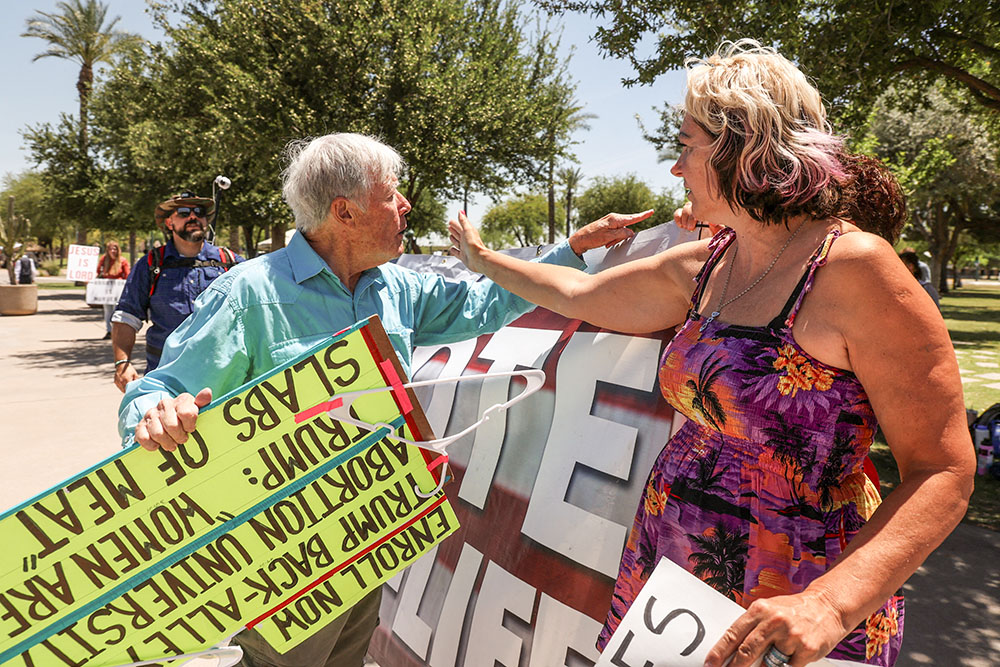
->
[174,206,207,218]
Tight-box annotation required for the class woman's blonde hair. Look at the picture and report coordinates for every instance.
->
[684,39,847,225]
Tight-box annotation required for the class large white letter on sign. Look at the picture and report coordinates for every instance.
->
[460,327,561,508]
[465,560,536,666]
[522,331,661,577]
[529,593,603,666]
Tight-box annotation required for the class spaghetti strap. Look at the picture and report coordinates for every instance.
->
[690,228,736,313]
[780,230,841,329]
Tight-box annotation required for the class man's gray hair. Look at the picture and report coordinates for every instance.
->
[281,133,405,233]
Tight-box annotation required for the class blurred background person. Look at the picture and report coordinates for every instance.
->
[900,250,940,310]
[111,191,242,391]
[96,240,130,339]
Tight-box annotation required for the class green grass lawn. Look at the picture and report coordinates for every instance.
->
[944,282,1000,413]
[871,280,1000,531]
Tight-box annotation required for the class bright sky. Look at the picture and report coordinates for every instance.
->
[0,1,685,226]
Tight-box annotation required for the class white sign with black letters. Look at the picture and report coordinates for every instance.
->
[596,557,866,667]
[66,243,100,281]
[84,278,125,305]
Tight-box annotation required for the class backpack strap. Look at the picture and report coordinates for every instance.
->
[147,246,167,298]
[218,247,236,270]
[147,246,236,298]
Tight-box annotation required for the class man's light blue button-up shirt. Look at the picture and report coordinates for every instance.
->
[118,230,584,444]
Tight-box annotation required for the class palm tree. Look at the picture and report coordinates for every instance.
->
[688,521,749,601]
[22,0,139,151]
[557,166,584,238]
[690,445,732,496]
[763,410,818,507]
[541,93,595,243]
[686,353,728,431]
[817,433,855,508]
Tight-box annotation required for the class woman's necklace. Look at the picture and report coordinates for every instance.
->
[699,222,804,333]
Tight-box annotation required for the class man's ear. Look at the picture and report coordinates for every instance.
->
[329,196,356,226]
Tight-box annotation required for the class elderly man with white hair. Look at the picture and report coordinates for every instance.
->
[117,133,647,666]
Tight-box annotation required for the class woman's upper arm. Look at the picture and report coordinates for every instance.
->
[568,242,706,333]
[832,236,974,479]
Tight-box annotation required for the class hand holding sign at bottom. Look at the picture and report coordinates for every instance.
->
[596,558,867,667]
[135,387,213,452]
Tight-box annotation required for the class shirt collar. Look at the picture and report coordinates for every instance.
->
[286,230,330,285]
[286,229,388,293]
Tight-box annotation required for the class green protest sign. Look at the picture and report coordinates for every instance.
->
[0,316,457,666]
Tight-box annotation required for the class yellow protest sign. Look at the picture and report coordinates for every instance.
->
[0,316,457,666]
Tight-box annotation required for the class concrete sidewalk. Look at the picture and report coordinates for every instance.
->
[1,288,998,666]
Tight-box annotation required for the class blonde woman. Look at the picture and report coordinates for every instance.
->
[449,41,972,667]
[96,240,130,339]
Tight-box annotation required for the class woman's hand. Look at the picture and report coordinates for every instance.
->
[674,201,724,236]
[448,211,490,273]
[704,589,849,667]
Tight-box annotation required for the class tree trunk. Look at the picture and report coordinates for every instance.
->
[565,186,573,238]
[129,230,136,266]
[244,224,257,258]
[271,222,286,251]
[928,203,949,293]
[547,160,556,244]
[944,210,966,291]
[229,225,242,254]
[77,63,92,150]
[73,63,93,248]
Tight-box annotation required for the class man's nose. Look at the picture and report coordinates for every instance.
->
[398,193,412,215]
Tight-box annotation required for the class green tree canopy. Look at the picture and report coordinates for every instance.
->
[481,192,556,248]
[542,0,1000,127]
[0,174,48,282]
[84,0,580,253]
[22,114,112,241]
[22,0,139,151]
[2,172,48,226]
[575,174,680,233]
[22,0,140,244]
[857,85,1000,289]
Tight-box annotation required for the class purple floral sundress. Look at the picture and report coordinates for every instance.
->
[598,229,903,665]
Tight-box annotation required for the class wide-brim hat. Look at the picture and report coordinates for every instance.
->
[154,191,216,223]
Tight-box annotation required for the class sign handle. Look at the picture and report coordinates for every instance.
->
[296,370,546,499]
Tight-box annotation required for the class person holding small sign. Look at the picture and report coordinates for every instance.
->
[448,40,973,667]
[96,240,130,340]
[117,133,641,667]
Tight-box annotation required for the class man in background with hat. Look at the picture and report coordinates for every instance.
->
[110,191,243,391]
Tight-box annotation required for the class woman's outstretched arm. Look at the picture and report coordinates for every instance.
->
[448,210,704,334]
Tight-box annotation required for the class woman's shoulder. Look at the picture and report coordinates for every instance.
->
[817,228,924,311]
[823,227,900,275]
